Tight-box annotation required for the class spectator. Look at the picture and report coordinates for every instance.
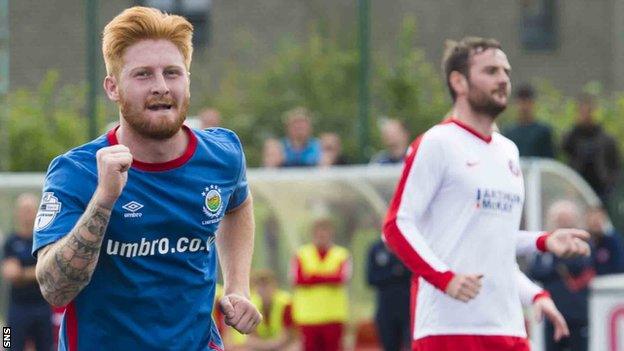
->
[199,107,222,129]
[366,239,411,351]
[2,193,53,351]
[262,138,285,168]
[291,218,351,351]
[503,84,555,158]
[319,132,348,167]
[586,206,624,275]
[530,200,593,351]
[281,107,321,167]
[241,269,298,351]
[370,119,410,164]
[562,94,621,202]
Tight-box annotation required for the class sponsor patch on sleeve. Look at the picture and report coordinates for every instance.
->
[35,192,62,231]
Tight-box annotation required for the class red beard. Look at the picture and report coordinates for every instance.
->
[119,93,189,140]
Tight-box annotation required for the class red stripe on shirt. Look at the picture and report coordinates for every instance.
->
[410,277,419,345]
[107,125,197,171]
[208,341,225,351]
[536,232,550,252]
[66,301,78,351]
[532,290,551,303]
[448,118,493,143]
[383,136,454,291]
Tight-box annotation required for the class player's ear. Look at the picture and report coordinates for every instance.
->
[449,71,468,98]
[103,75,120,102]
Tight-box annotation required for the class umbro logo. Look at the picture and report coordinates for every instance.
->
[123,201,143,212]
[122,201,144,218]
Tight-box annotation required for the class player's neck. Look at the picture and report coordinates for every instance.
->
[451,103,495,138]
[115,123,189,164]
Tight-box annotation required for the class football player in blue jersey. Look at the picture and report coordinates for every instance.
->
[33,6,261,350]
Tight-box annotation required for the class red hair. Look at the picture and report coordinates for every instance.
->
[102,6,193,77]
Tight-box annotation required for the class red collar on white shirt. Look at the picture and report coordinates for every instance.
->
[442,118,493,143]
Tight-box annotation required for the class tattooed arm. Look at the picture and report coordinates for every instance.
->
[35,199,112,306]
[36,145,133,307]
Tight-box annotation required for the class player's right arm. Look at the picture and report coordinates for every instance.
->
[516,229,590,258]
[35,145,132,307]
[382,133,482,302]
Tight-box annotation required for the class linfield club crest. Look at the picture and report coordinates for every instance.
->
[202,185,223,220]
[508,159,521,177]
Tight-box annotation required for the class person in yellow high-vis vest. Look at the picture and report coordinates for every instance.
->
[245,270,298,351]
[223,270,298,351]
[291,218,351,351]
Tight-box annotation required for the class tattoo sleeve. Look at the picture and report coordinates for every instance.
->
[36,200,112,306]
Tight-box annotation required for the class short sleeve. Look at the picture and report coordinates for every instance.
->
[226,138,249,212]
[32,156,94,256]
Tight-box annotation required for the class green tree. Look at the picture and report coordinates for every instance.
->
[196,17,450,166]
[7,71,103,171]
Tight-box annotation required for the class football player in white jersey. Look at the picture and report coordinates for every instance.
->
[383,37,591,351]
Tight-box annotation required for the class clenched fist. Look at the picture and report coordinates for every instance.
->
[94,145,133,209]
[445,274,483,302]
[219,294,263,334]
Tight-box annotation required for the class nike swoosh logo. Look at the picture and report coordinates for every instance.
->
[466,161,479,167]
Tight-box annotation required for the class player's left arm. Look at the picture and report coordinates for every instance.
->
[216,196,262,334]
[516,229,590,258]
[515,265,570,341]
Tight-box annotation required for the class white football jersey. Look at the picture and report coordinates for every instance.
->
[384,119,544,340]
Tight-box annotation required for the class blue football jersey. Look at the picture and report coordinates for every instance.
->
[33,126,249,351]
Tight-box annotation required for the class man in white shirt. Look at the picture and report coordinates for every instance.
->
[383,37,591,351]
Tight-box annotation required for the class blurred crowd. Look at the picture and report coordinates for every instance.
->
[204,84,622,208]
[199,106,412,170]
[502,85,621,204]
[529,201,624,351]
